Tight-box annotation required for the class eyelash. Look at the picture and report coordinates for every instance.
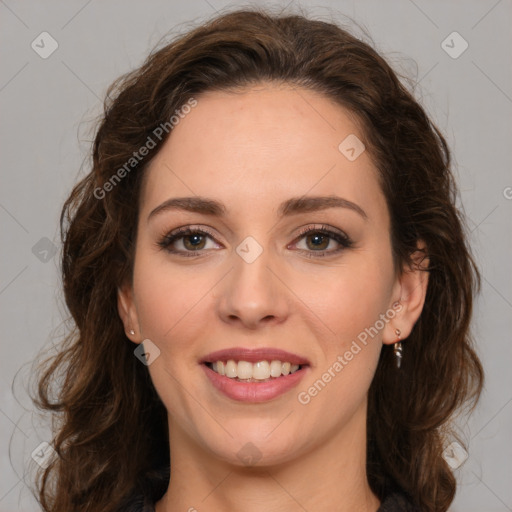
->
[157,224,353,258]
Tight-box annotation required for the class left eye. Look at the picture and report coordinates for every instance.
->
[295,231,338,251]
[290,227,353,255]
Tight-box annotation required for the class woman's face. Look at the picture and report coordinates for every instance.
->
[119,83,423,467]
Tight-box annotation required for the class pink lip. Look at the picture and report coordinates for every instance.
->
[200,347,310,365]
[201,363,309,403]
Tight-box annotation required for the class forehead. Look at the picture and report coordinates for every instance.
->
[140,83,386,221]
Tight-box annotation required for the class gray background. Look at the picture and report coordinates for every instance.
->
[1,1,511,510]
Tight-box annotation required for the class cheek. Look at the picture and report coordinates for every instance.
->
[291,253,394,412]
[294,258,394,343]
[132,250,208,354]
[131,251,212,419]
[294,268,391,424]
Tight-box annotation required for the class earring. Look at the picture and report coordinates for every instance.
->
[393,328,403,369]
[129,329,135,336]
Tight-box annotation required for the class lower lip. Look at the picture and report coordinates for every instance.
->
[201,364,308,403]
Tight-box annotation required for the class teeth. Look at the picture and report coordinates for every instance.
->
[237,361,253,380]
[252,361,270,380]
[225,360,237,378]
[270,360,282,377]
[209,359,303,380]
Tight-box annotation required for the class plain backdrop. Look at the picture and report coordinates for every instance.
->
[1,1,511,511]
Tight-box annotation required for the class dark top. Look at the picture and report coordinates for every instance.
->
[121,491,421,511]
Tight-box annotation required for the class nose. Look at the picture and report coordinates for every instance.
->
[215,246,290,330]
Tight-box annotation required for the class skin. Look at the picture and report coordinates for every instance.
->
[118,82,428,512]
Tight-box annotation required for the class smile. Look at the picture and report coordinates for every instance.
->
[200,347,310,402]
[206,359,302,382]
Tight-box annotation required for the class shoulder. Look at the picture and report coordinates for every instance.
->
[377,491,422,512]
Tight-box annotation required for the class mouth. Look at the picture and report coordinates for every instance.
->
[199,347,310,402]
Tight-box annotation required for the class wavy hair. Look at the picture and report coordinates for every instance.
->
[33,7,483,512]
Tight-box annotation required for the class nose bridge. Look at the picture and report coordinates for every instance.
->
[216,238,288,328]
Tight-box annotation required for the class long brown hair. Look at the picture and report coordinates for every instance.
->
[33,7,483,512]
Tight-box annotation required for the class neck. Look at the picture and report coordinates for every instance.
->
[155,404,380,512]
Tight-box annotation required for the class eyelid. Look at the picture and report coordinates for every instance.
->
[157,225,222,252]
[293,223,348,239]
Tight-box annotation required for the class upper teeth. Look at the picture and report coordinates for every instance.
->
[211,360,301,380]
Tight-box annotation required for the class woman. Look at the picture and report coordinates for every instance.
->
[34,7,484,512]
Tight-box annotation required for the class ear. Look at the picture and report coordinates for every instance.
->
[117,281,142,344]
[383,240,429,345]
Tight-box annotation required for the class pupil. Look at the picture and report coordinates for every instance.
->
[308,233,328,250]
[185,234,204,250]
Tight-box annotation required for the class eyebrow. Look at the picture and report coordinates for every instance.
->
[147,195,368,223]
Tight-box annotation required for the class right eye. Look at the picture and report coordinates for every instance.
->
[158,226,222,257]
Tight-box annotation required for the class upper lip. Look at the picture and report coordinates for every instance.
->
[200,347,310,365]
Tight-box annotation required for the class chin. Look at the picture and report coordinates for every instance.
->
[203,423,306,468]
